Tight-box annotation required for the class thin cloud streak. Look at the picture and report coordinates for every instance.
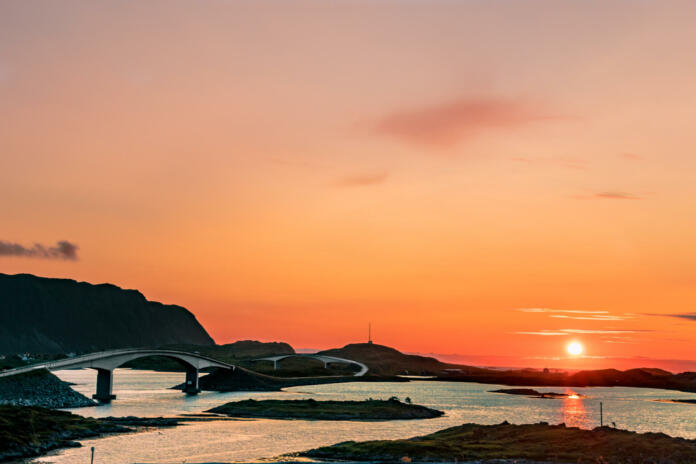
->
[646,312,696,322]
[375,97,556,147]
[550,315,629,321]
[337,171,389,187]
[595,191,641,200]
[517,308,632,321]
[516,329,651,336]
[0,240,79,260]
[517,308,609,314]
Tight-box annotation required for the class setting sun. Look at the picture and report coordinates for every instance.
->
[567,342,584,356]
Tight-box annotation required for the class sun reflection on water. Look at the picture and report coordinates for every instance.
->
[561,389,587,428]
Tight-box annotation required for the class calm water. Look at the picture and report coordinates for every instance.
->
[31,368,696,464]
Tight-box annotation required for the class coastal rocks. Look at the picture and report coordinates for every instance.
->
[0,369,96,409]
[0,406,128,462]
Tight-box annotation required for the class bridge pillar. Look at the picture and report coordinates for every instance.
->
[183,366,200,395]
[93,368,116,403]
[273,360,278,370]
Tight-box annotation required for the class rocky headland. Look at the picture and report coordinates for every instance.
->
[0,369,95,408]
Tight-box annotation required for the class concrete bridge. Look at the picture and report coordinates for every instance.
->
[0,349,235,402]
[254,354,368,376]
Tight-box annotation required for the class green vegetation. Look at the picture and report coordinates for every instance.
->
[300,422,696,463]
[207,398,444,420]
[0,405,127,461]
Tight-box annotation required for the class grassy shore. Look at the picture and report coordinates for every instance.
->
[0,405,189,462]
[0,405,127,461]
[300,422,696,463]
[207,398,444,420]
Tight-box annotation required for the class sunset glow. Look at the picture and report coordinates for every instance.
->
[2,1,696,372]
[567,342,584,357]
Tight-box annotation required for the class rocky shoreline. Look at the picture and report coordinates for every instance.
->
[0,406,196,462]
[0,369,95,409]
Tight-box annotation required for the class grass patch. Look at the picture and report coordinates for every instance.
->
[0,405,127,461]
[207,398,443,420]
[300,422,696,463]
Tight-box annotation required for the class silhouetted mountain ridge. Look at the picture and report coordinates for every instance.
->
[0,273,214,354]
[318,343,489,376]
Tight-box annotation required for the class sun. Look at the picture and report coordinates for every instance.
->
[567,341,583,356]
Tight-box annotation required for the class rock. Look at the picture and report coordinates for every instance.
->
[0,369,96,408]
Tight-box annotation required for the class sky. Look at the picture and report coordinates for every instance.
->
[2,0,696,371]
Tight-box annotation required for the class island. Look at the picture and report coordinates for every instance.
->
[655,399,696,405]
[299,422,696,463]
[206,398,444,420]
[490,388,584,398]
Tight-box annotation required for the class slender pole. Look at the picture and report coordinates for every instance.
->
[600,402,603,427]
[90,447,95,464]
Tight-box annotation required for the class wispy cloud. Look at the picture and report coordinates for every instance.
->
[0,240,79,260]
[646,312,696,322]
[516,308,632,321]
[516,329,651,336]
[337,171,389,187]
[550,314,628,321]
[595,191,641,200]
[620,153,643,161]
[516,331,567,336]
[561,329,651,334]
[374,97,556,147]
[517,308,608,314]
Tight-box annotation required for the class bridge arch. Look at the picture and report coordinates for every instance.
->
[253,354,368,376]
[0,349,235,402]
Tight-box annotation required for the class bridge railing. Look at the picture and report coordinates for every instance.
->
[0,348,236,378]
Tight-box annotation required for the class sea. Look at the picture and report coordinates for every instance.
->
[30,368,696,464]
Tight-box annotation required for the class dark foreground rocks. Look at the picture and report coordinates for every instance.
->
[0,369,95,408]
[207,397,444,420]
[300,422,696,463]
[0,406,185,462]
[0,405,127,462]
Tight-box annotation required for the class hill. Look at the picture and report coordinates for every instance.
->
[439,366,696,393]
[0,273,214,354]
[318,343,487,376]
[300,422,696,463]
[123,340,295,371]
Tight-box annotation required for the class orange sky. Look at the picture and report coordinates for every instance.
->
[2,0,696,370]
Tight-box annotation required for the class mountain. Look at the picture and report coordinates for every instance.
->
[0,273,214,354]
[318,343,488,376]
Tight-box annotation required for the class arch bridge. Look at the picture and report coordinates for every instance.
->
[254,354,368,376]
[0,349,235,402]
